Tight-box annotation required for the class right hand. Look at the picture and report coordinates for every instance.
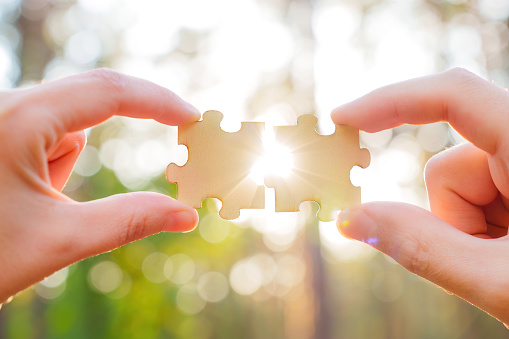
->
[332,68,509,324]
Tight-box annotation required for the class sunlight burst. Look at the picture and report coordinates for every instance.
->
[250,127,294,185]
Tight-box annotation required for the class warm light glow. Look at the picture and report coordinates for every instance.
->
[250,127,294,185]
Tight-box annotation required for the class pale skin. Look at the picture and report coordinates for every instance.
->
[0,69,200,305]
[333,68,509,325]
[2,67,507,327]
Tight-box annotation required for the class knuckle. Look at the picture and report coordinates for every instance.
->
[424,152,446,187]
[0,93,30,123]
[399,234,432,277]
[85,68,127,94]
[445,67,479,84]
[0,96,46,153]
[119,200,148,245]
[424,143,475,193]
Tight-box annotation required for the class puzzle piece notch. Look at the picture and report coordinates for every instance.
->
[265,114,370,221]
[167,110,265,220]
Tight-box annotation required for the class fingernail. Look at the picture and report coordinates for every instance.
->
[165,209,199,232]
[337,207,379,247]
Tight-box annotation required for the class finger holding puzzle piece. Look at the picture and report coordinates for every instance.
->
[166,110,370,221]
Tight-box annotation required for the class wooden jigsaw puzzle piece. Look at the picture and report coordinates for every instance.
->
[265,114,370,222]
[167,110,265,220]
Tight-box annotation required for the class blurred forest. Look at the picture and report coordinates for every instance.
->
[1,0,509,338]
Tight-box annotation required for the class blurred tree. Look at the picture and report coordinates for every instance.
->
[18,0,54,82]
[1,0,509,338]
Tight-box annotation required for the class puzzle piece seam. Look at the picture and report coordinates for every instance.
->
[167,111,370,221]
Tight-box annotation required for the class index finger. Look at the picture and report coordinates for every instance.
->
[20,68,201,133]
[331,68,509,154]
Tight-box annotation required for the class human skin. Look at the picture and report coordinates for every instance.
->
[332,68,509,325]
[0,69,200,304]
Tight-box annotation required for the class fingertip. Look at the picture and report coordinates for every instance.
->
[337,207,379,246]
[331,104,351,125]
[172,96,201,123]
[331,99,371,130]
[157,95,201,126]
[184,102,201,121]
[336,207,351,236]
[164,208,199,233]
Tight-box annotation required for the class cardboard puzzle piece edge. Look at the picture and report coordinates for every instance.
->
[265,114,370,221]
[166,110,265,220]
[167,111,370,221]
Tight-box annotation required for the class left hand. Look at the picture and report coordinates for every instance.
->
[0,69,200,303]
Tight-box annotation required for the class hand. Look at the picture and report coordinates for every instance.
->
[0,69,200,303]
[332,68,509,324]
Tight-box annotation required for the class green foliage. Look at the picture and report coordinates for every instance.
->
[1,0,509,338]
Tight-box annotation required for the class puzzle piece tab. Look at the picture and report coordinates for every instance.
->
[265,115,370,221]
[167,110,265,220]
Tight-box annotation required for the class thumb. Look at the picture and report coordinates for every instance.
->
[60,192,198,260]
[337,202,505,313]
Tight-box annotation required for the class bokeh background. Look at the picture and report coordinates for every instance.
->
[1,0,509,338]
